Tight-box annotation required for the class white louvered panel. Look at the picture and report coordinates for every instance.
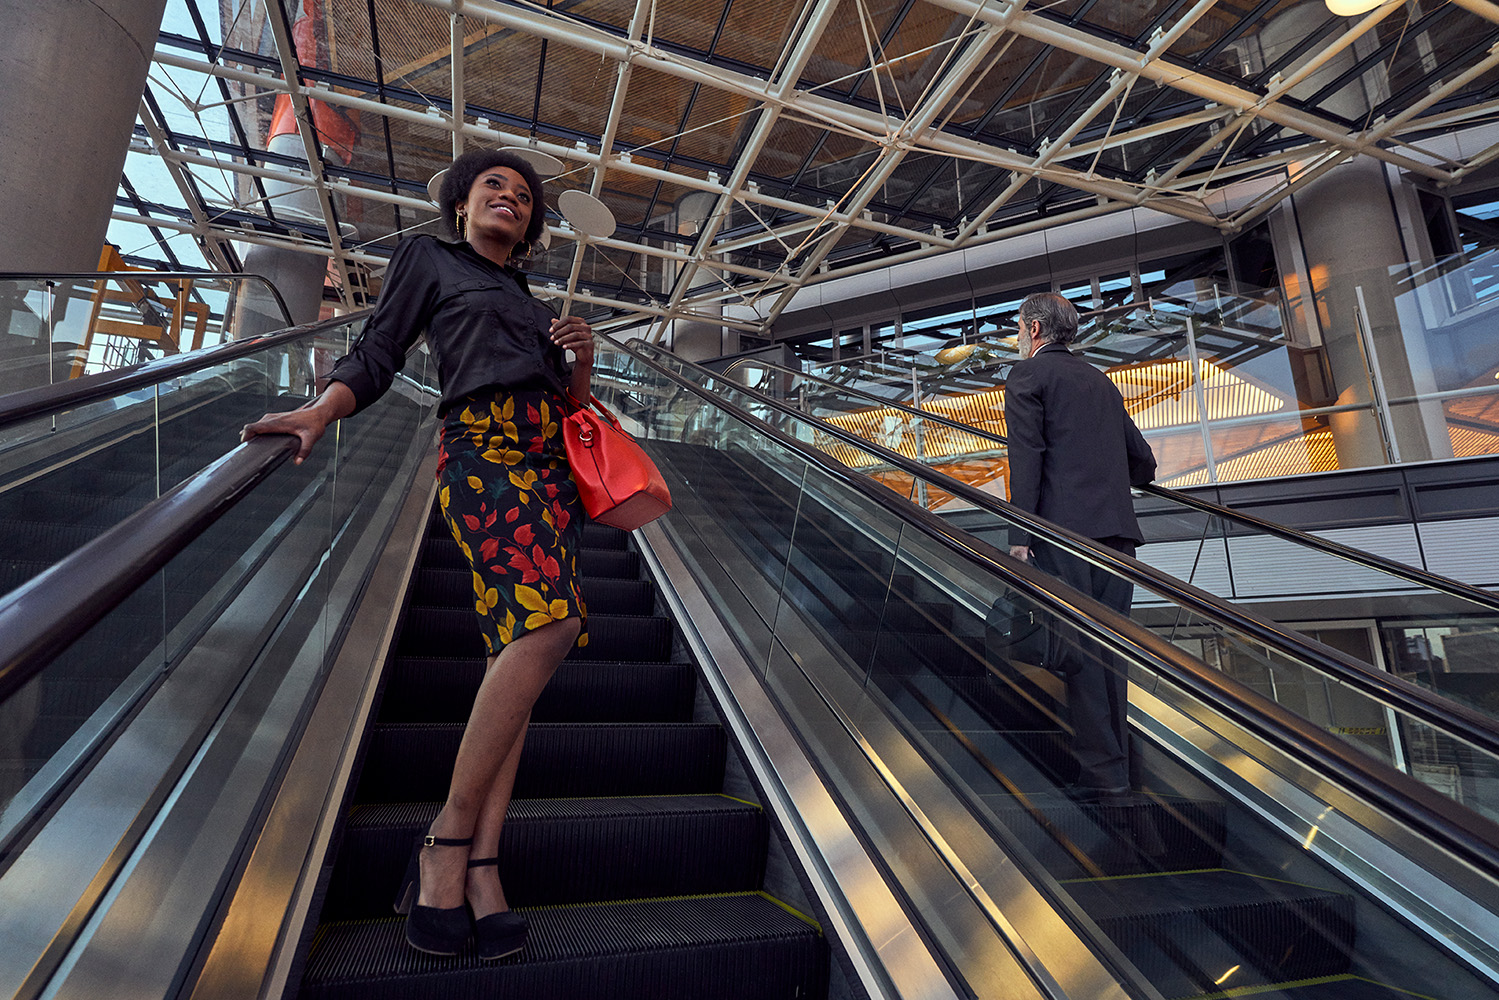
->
[1134,539,1233,605]
[1415,517,1499,589]
[1226,525,1425,597]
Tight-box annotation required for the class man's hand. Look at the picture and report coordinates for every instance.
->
[1009,545,1031,563]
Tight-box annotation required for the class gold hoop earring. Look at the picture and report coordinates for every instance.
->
[456,212,467,241]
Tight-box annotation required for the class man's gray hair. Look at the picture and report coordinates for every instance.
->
[1019,292,1079,345]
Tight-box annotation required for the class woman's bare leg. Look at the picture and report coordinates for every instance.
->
[464,711,530,917]
[417,616,580,909]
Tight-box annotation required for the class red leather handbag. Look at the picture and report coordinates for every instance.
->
[563,394,672,530]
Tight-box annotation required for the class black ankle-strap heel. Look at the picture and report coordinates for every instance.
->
[395,833,474,956]
[466,856,529,961]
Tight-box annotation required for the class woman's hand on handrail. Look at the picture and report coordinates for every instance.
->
[241,381,357,465]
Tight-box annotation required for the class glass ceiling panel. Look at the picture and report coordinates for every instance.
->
[1166,0,1308,69]
[672,87,758,166]
[564,0,638,37]
[717,0,805,70]
[803,0,900,93]
[460,29,546,127]
[367,0,454,105]
[755,115,832,182]
[851,3,973,110]
[978,49,1109,149]
[614,66,700,159]
[942,33,1054,132]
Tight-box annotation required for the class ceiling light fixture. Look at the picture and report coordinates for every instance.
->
[1325,0,1386,15]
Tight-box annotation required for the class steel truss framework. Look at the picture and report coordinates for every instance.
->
[121,0,1499,340]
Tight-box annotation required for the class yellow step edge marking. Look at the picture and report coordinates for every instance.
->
[755,891,824,933]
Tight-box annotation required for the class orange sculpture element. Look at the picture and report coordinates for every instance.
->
[73,246,209,379]
[268,0,361,165]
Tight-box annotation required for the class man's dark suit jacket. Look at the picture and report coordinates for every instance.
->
[1005,342,1156,547]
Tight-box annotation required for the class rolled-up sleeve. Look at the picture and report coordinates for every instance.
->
[325,238,438,414]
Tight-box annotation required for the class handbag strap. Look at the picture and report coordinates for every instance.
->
[566,391,624,431]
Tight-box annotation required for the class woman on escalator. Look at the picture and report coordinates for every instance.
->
[241,148,593,961]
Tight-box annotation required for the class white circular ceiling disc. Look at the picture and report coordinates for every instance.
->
[501,146,564,177]
[426,169,447,204]
[558,189,616,239]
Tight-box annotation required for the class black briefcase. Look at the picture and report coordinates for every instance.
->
[984,589,1052,668]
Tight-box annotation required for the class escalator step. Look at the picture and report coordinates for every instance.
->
[323,794,768,918]
[420,537,640,579]
[300,892,824,1000]
[380,657,696,724]
[410,568,654,616]
[397,609,673,662]
[988,796,1226,878]
[1064,869,1355,996]
[1240,977,1428,999]
[424,507,629,549]
[356,722,727,802]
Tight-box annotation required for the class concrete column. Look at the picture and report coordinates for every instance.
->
[1262,1,1450,466]
[667,190,731,361]
[0,0,168,272]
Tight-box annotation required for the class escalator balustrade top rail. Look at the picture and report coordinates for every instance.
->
[710,351,1499,760]
[0,306,372,433]
[0,269,296,326]
[724,356,1499,617]
[0,434,299,704]
[619,338,1499,879]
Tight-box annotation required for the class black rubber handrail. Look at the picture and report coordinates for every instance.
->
[0,308,372,433]
[617,338,1499,880]
[671,345,1499,763]
[727,355,1499,615]
[0,269,296,327]
[0,434,299,704]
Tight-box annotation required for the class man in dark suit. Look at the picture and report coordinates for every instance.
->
[1004,292,1156,801]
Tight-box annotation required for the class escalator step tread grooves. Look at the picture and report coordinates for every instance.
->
[987,798,1226,878]
[381,658,696,724]
[398,608,673,662]
[300,486,826,998]
[322,795,769,917]
[300,894,823,1000]
[412,570,655,615]
[1244,979,1426,999]
[356,723,728,801]
[1067,870,1355,993]
[424,508,629,552]
[420,538,640,579]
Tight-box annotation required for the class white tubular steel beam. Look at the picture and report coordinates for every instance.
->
[923,0,1461,182]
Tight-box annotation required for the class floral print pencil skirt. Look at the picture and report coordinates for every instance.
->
[437,386,588,656]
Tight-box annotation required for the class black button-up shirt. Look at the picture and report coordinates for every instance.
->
[327,236,569,416]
